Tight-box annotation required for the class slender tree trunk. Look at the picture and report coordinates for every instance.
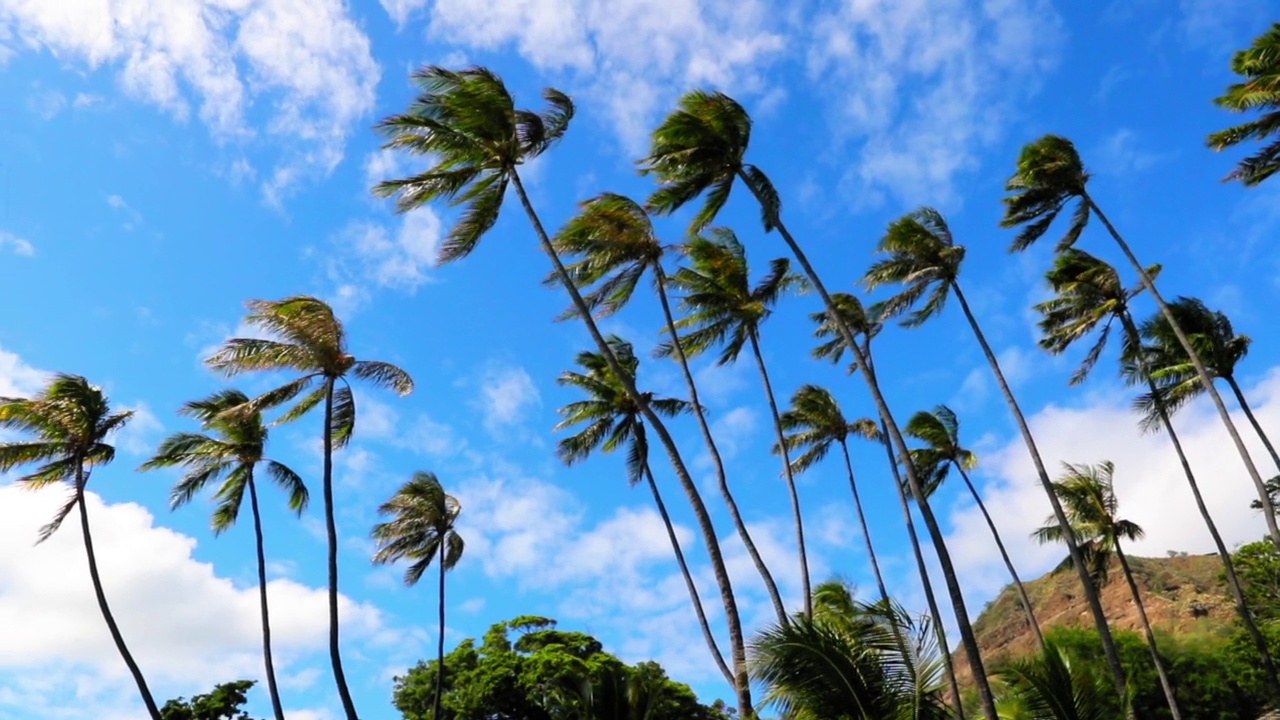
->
[247,473,287,720]
[323,379,359,720]
[954,465,1044,651]
[643,461,735,686]
[949,280,1126,698]
[839,440,889,604]
[435,540,446,720]
[75,470,162,720]
[1227,376,1280,474]
[747,329,812,617]
[511,171,753,717]
[1085,194,1280,545]
[654,264,787,623]
[1119,312,1280,695]
[744,176,997,718]
[1114,543,1182,719]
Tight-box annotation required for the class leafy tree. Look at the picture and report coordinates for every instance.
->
[373,471,466,720]
[0,374,160,719]
[1207,22,1280,185]
[994,638,1125,720]
[1232,539,1280,622]
[161,681,260,720]
[206,296,414,720]
[142,389,307,720]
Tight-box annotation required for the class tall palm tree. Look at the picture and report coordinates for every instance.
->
[662,228,812,616]
[206,296,414,720]
[905,405,1045,652]
[642,91,1000,719]
[372,471,465,720]
[1207,22,1280,186]
[778,385,887,604]
[374,68,754,715]
[0,374,160,720]
[863,206,1120,693]
[1033,461,1182,720]
[1034,249,1280,693]
[554,336,734,688]
[995,640,1125,720]
[552,192,787,623]
[1000,134,1280,550]
[141,389,308,720]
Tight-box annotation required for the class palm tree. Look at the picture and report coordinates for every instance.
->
[750,580,950,720]
[1033,461,1182,719]
[642,91,999,719]
[661,228,812,616]
[141,389,308,720]
[905,405,1045,651]
[863,206,1121,693]
[995,641,1126,720]
[779,385,887,603]
[1034,249,1280,693]
[1207,22,1280,186]
[372,471,465,720]
[1000,134,1280,551]
[552,192,787,623]
[0,374,160,720]
[553,336,734,689]
[206,296,414,720]
[375,68,754,715]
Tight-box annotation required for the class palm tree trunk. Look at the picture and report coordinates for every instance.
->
[1113,543,1182,719]
[747,328,812,617]
[323,379,359,720]
[954,465,1045,651]
[643,461,735,687]
[839,440,889,604]
[949,280,1127,699]
[75,470,162,720]
[1226,376,1280,473]
[511,171,753,717]
[435,540,446,720]
[1119,312,1280,695]
[1084,194,1280,546]
[654,264,788,623]
[247,473,287,720]
[742,178,997,719]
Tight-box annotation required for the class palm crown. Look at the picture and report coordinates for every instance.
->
[372,471,465,586]
[778,385,877,475]
[551,193,666,319]
[1207,22,1280,185]
[372,66,573,263]
[809,292,881,367]
[1137,297,1250,417]
[863,207,966,327]
[904,406,976,492]
[1033,461,1142,586]
[1000,134,1094,253]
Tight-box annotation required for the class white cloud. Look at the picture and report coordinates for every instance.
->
[473,363,541,432]
[706,406,757,462]
[0,230,35,257]
[112,402,164,456]
[0,0,379,204]
[1094,128,1161,177]
[1177,0,1266,53]
[27,88,66,119]
[328,211,444,303]
[0,344,48,396]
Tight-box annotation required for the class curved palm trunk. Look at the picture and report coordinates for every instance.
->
[747,329,812,617]
[742,175,997,719]
[949,280,1126,699]
[435,540,446,720]
[1226,376,1280,473]
[643,462,735,686]
[654,265,788,623]
[1085,195,1280,546]
[1118,313,1280,695]
[247,473,287,720]
[511,171,753,717]
[75,471,162,720]
[954,466,1044,651]
[323,379,360,720]
[839,440,889,604]
[1113,542,1182,719]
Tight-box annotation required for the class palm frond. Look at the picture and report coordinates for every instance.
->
[266,460,309,514]
[353,360,415,395]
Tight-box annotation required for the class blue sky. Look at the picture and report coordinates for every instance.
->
[2,1,1279,718]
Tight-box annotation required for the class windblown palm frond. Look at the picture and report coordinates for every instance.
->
[1000,136,1093,253]
[863,207,965,328]
[1207,23,1280,185]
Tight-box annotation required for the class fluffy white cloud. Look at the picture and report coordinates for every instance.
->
[0,229,35,257]
[473,363,541,432]
[329,211,444,301]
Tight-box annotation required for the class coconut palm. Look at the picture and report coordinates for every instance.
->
[1000,134,1280,551]
[0,374,160,720]
[863,206,1119,691]
[372,471,465,720]
[551,193,786,623]
[642,92,1000,719]
[375,68,753,714]
[1033,461,1181,719]
[554,336,734,688]
[1035,249,1280,692]
[905,405,1044,651]
[205,296,413,720]
[141,389,308,720]
[995,641,1125,720]
[661,228,813,616]
[1207,22,1280,186]
[779,385,887,603]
